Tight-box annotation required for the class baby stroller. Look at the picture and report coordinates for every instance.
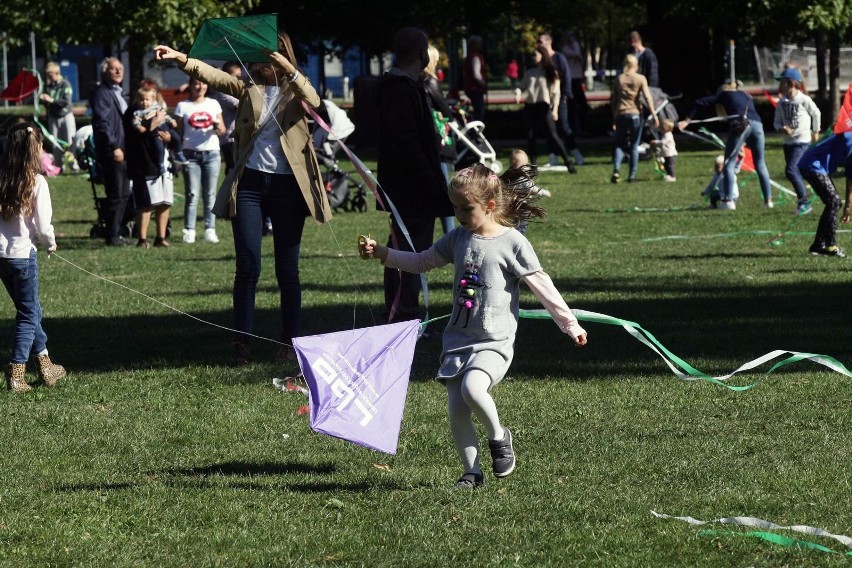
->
[638,88,681,161]
[310,99,368,213]
[73,125,134,239]
[447,100,503,174]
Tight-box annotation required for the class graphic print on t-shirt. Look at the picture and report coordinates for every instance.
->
[187,111,214,130]
[451,257,486,328]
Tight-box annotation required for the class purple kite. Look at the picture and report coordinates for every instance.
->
[293,320,420,454]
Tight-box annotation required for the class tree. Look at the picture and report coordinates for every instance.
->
[797,0,852,122]
[0,0,258,85]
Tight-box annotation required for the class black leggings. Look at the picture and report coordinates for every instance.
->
[524,102,570,167]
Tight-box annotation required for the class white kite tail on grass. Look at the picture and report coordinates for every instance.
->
[651,510,852,550]
[292,319,420,454]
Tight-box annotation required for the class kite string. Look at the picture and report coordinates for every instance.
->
[49,252,287,347]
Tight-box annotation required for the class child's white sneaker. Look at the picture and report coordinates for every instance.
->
[182,228,196,243]
[664,175,676,182]
[204,228,219,243]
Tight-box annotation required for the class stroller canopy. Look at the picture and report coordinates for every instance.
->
[0,69,39,102]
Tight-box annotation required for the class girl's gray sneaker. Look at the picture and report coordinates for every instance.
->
[454,471,484,489]
[489,427,516,478]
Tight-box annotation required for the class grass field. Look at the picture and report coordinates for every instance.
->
[2,135,852,566]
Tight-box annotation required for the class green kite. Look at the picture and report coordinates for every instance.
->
[188,13,278,63]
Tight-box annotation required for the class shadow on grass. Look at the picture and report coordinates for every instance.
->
[53,461,417,493]
[5,276,852,381]
[158,460,337,477]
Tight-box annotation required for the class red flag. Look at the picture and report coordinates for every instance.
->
[834,83,852,134]
[0,69,39,103]
[739,147,755,172]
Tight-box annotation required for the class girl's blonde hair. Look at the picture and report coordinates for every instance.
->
[0,122,43,220]
[45,61,61,75]
[449,163,545,228]
[623,54,638,72]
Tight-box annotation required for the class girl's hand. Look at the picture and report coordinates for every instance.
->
[676,119,690,131]
[359,237,387,261]
[360,237,377,259]
[842,208,851,224]
[551,110,559,122]
[573,333,588,347]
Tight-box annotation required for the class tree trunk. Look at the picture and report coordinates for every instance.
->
[829,31,841,125]
[126,34,146,92]
[815,31,827,101]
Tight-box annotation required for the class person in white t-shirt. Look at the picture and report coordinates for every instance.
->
[174,77,225,243]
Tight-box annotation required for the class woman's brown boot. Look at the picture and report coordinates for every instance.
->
[231,337,251,366]
[37,354,66,387]
[6,363,31,392]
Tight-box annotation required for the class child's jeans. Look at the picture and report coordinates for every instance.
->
[0,250,47,363]
[784,143,810,201]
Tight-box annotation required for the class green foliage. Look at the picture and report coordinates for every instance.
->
[0,0,258,57]
[798,0,852,32]
[1,136,852,564]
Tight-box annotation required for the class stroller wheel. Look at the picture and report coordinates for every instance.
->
[352,194,368,213]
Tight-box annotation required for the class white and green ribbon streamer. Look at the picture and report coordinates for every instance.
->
[652,510,852,552]
[420,308,852,390]
[530,308,852,390]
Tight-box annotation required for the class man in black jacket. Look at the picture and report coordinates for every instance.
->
[90,57,132,246]
[375,27,453,324]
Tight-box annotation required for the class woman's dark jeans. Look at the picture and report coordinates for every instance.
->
[232,168,309,342]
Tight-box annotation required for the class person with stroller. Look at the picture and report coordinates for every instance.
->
[515,46,577,175]
[423,44,456,234]
[90,57,133,246]
[39,62,76,171]
[629,31,659,89]
[678,81,773,209]
[123,84,176,248]
[610,54,659,183]
[154,33,333,365]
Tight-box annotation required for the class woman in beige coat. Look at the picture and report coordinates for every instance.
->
[155,35,332,365]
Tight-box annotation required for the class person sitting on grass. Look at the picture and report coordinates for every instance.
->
[360,164,587,489]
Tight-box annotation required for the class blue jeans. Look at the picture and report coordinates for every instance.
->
[613,114,643,179]
[784,143,810,201]
[724,122,772,202]
[183,149,221,231]
[0,250,47,363]
[232,169,309,342]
